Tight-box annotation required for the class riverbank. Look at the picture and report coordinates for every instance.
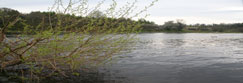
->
[140,30,243,33]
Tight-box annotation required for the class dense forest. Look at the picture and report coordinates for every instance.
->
[0,8,143,34]
[1,7,243,33]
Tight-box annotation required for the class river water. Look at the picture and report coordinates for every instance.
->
[103,33,243,83]
[2,33,243,83]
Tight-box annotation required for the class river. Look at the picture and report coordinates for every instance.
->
[2,33,243,83]
[103,33,243,83]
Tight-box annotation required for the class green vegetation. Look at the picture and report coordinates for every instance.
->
[0,8,143,34]
[140,20,243,33]
[0,0,158,82]
[2,8,242,34]
[186,23,243,33]
[0,0,242,81]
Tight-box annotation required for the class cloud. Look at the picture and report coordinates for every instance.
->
[1,0,243,24]
[0,0,53,13]
[216,7,243,12]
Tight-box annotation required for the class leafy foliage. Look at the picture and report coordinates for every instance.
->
[0,0,158,81]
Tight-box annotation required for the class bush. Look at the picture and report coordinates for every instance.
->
[0,0,158,81]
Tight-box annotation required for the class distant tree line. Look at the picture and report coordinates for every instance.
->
[187,23,243,32]
[140,19,243,33]
[0,8,144,34]
[140,19,186,32]
[1,7,243,33]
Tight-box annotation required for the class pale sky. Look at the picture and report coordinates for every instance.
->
[1,0,243,24]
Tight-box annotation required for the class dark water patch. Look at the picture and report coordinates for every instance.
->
[176,63,243,83]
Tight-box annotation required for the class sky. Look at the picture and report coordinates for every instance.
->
[0,0,243,25]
